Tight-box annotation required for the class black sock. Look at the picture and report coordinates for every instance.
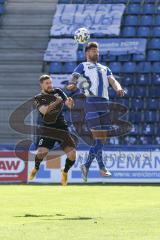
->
[35,155,43,170]
[64,158,75,173]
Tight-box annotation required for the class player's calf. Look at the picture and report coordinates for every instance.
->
[61,147,76,186]
[29,147,49,180]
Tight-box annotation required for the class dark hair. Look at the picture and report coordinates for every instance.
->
[39,74,51,84]
[85,42,99,52]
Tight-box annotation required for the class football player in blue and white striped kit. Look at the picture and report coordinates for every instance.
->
[67,42,125,182]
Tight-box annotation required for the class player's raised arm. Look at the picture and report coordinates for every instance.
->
[107,67,125,97]
[67,63,84,91]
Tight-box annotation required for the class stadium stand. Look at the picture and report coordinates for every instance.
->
[43,0,160,146]
[0,0,160,146]
[0,0,58,144]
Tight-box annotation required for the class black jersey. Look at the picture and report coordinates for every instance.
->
[34,88,68,126]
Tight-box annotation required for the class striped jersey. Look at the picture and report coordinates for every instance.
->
[72,61,113,99]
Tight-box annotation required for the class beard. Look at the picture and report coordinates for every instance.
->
[90,55,99,63]
[45,87,53,93]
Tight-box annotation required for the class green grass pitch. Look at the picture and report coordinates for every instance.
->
[0,185,160,240]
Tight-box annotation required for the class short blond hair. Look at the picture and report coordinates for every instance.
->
[39,74,51,84]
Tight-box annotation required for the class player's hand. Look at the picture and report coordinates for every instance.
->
[65,97,74,109]
[117,89,125,97]
[66,84,77,91]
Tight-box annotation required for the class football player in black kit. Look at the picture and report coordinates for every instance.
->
[29,75,76,186]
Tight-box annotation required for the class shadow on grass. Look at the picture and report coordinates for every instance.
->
[14,214,94,221]
[43,217,93,221]
[15,213,65,218]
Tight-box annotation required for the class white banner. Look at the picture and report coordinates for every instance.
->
[28,150,160,183]
[70,150,160,183]
[44,39,78,62]
[50,74,71,88]
[51,4,125,36]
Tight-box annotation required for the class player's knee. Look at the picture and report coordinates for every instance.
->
[36,148,49,160]
[67,148,76,161]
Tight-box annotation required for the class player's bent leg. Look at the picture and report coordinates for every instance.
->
[29,147,49,180]
[61,147,76,186]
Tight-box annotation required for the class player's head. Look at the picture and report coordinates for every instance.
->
[39,75,53,93]
[85,42,99,63]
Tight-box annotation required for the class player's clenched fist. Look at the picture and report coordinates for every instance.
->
[116,89,125,97]
[65,97,74,109]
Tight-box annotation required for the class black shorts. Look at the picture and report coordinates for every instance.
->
[36,122,76,150]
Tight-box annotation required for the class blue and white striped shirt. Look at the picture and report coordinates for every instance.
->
[72,62,113,99]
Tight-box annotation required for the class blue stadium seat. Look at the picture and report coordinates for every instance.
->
[118,55,131,62]
[121,75,133,85]
[122,27,136,37]
[109,62,122,73]
[122,62,136,73]
[49,62,62,74]
[100,0,113,3]
[149,86,159,96]
[137,27,150,37]
[143,4,155,14]
[157,113,160,123]
[156,5,160,14]
[131,99,144,110]
[125,4,141,14]
[86,0,100,3]
[102,55,116,62]
[59,0,71,3]
[136,62,151,73]
[134,86,147,97]
[125,86,134,97]
[124,15,138,26]
[147,50,160,61]
[139,136,153,145]
[72,0,84,3]
[154,16,160,25]
[143,112,157,123]
[129,0,143,2]
[63,62,77,73]
[147,98,159,110]
[152,62,160,73]
[124,136,137,145]
[112,0,128,2]
[140,16,153,26]
[129,112,143,123]
[152,74,160,85]
[152,27,160,37]
[135,74,148,85]
[120,98,129,107]
[129,124,140,135]
[148,39,160,49]
[132,54,145,61]
[145,0,156,2]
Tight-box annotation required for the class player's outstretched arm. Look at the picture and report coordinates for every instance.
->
[108,75,125,97]
[66,73,80,91]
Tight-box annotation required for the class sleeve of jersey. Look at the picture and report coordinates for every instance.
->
[56,88,68,101]
[106,67,113,77]
[72,63,84,76]
[34,97,42,110]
